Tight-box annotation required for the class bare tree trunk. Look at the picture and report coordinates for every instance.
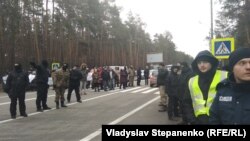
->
[50,0,55,61]
[245,0,250,45]
[33,19,40,62]
[32,0,40,62]
[44,0,49,59]
[246,26,250,45]
[112,40,114,65]
[129,39,132,66]
[0,14,4,74]
[100,27,103,65]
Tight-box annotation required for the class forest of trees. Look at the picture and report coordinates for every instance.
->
[0,0,249,75]
[0,0,193,74]
[215,0,250,47]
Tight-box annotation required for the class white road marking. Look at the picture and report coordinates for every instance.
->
[0,87,157,124]
[79,96,160,141]
[0,90,122,124]
[131,87,150,93]
[0,108,57,124]
[141,88,158,94]
[0,87,139,106]
[154,91,160,94]
[0,91,36,99]
[0,95,55,106]
[120,87,141,92]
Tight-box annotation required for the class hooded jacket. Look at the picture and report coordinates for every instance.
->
[183,50,221,124]
[191,50,219,100]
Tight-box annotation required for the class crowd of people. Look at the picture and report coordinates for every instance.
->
[3,62,149,119]
[157,47,250,125]
[3,47,250,125]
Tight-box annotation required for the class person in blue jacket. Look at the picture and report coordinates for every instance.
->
[209,47,250,124]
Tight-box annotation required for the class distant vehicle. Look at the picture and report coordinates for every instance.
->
[149,69,158,87]
[166,64,173,71]
[2,75,8,86]
[134,69,144,80]
[109,66,124,71]
[141,69,145,80]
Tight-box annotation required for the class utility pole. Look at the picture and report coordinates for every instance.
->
[210,0,214,40]
[210,0,214,51]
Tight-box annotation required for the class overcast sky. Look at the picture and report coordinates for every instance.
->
[115,0,221,58]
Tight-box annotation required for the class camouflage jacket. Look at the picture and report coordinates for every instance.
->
[53,69,70,88]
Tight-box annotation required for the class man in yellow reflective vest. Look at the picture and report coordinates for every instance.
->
[182,50,228,124]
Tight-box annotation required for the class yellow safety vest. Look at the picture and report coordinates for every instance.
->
[188,70,228,117]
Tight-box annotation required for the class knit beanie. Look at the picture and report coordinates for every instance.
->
[229,47,250,71]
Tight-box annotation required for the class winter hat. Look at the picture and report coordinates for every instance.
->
[41,60,49,68]
[229,47,250,71]
[14,63,22,72]
[191,50,218,73]
[196,55,215,64]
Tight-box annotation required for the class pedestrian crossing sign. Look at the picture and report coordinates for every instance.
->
[211,38,235,59]
[52,63,60,70]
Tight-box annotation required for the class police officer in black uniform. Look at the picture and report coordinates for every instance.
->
[210,47,250,124]
[5,63,29,119]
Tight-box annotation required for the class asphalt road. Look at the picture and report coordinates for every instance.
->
[0,85,181,141]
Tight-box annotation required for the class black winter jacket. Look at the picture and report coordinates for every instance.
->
[157,68,168,86]
[166,70,180,97]
[179,66,194,100]
[69,69,83,87]
[5,70,29,96]
[31,63,50,85]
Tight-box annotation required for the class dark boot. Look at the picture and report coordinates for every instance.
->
[56,101,60,109]
[20,112,28,117]
[77,100,82,103]
[61,101,67,107]
[67,98,70,103]
[11,115,16,119]
[158,105,167,112]
[37,108,43,112]
[43,106,52,110]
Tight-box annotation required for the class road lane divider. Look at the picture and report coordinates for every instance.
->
[80,96,160,141]
[0,90,124,124]
[0,87,158,124]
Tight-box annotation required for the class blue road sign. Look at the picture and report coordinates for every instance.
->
[211,38,235,59]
